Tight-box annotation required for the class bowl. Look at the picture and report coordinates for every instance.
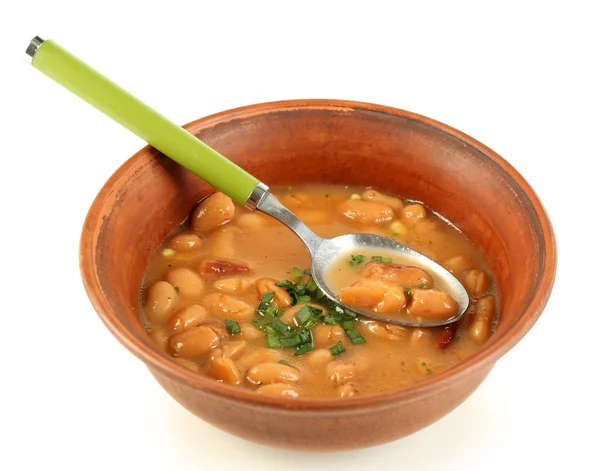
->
[79,99,556,451]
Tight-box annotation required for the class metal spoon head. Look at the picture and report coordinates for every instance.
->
[255,191,469,328]
[310,233,470,328]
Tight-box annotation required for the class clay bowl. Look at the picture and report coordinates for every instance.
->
[80,99,556,451]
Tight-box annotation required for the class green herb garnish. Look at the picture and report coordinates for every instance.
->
[292,267,303,279]
[257,270,364,356]
[279,360,292,367]
[329,341,346,356]
[350,254,365,266]
[257,291,276,315]
[225,319,241,335]
[345,330,366,345]
[371,256,393,264]
[267,333,282,349]
[342,319,355,331]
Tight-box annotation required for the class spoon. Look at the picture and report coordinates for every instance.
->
[25,36,469,328]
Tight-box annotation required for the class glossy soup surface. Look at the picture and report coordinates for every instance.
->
[140,185,498,398]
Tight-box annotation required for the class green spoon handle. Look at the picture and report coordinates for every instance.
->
[26,37,261,205]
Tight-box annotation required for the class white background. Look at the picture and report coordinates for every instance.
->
[1,1,597,470]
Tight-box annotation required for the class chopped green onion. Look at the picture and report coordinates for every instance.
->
[294,342,315,355]
[295,305,314,326]
[381,257,393,263]
[257,291,275,314]
[350,254,365,266]
[345,330,366,345]
[280,334,302,348]
[267,333,282,349]
[251,318,272,330]
[329,341,346,356]
[420,284,429,289]
[225,319,241,335]
[264,305,281,317]
[342,320,355,331]
[306,280,318,293]
[421,361,427,366]
[275,280,295,290]
[297,295,311,303]
[322,315,337,325]
[292,267,303,278]
[304,269,312,276]
[271,319,291,335]
[279,360,292,367]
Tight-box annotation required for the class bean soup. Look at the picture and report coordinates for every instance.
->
[141,184,497,398]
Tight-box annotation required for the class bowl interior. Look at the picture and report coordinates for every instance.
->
[81,100,555,396]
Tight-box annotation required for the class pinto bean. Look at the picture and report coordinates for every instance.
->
[469,295,495,344]
[442,255,472,277]
[191,192,235,233]
[313,324,346,348]
[279,193,311,209]
[167,304,208,334]
[168,233,204,252]
[463,269,490,297]
[148,327,169,352]
[294,209,331,225]
[203,321,229,339]
[306,348,334,367]
[359,319,410,341]
[255,383,300,398]
[361,190,403,210]
[401,203,427,225]
[335,199,394,226]
[210,356,242,385]
[239,322,265,340]
[237,349,284,370]
[246,362,301,385]
[202,293,255,321]
[338,382,359,398]
[327,358,366,385]
[221,340,247,360]
[339,278,406,313]
[208,228,237,259]
[390,220,409,236]
[410,327,432,345]
[407,288,458,320]
[256,278,292,308]
[169,326,220,358]
[234,212,273,229]
[145,281,179,323]
[165,267,205,300]
[212,276,256,293]
[199,258,253,276]
[363,262,433,288]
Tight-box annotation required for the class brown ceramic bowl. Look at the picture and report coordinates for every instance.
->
[80,99,556,451]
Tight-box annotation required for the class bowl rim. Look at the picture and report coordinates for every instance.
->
[79,98,557,410]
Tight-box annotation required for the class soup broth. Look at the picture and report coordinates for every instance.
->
[140,184,498,398]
